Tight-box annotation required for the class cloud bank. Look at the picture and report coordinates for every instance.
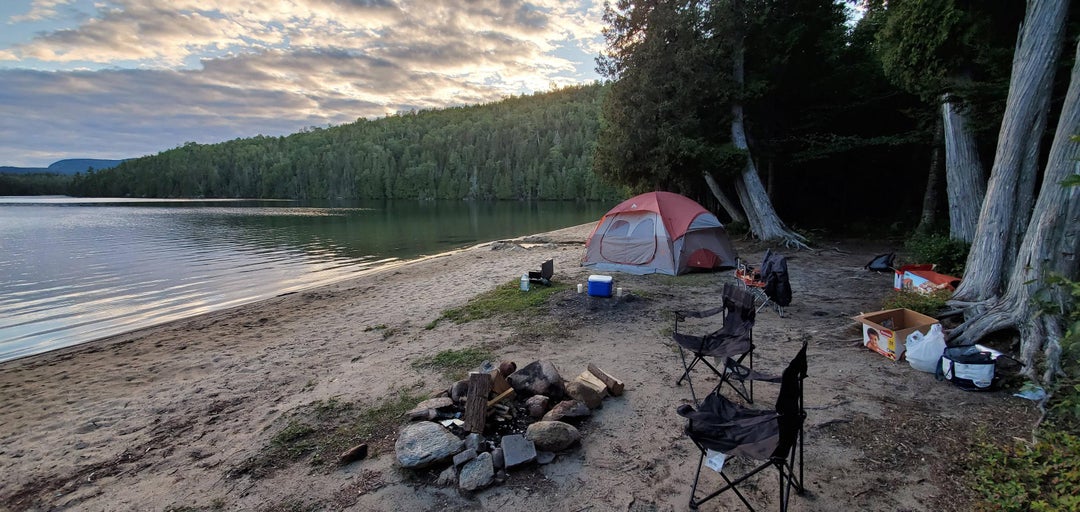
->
[0,0,604,166]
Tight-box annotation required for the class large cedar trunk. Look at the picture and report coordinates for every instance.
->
[916,109,945,234]
[950,0,1069,304]
[950,39,1080,384]
[941,95,986,243]
[704,171,747,224]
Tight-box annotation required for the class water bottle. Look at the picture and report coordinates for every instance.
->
[520,273,530,291]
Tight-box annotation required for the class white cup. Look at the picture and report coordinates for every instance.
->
[577,283,583,293]
[617,287,624,297]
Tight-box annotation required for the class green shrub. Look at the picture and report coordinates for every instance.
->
[971,430,1080,512]
[904,233,970,276]
[881,289,950,316]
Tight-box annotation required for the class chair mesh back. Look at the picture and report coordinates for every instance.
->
[722,283,756,322]
[771,342,807,459]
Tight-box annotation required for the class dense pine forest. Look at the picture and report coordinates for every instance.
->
[65,85,622,202]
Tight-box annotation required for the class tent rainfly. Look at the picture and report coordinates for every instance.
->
[582,191,738,275]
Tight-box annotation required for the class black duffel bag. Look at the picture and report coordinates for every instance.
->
[937,345,997,391]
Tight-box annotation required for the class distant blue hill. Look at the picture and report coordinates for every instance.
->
[1,158,126,175]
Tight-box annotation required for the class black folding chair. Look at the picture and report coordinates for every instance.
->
[674,283,757,404]
[736,250,791,317]
[677,341,808,511]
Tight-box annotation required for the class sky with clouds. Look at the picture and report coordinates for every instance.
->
[0,0,605,167]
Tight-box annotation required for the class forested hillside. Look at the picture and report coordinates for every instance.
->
[69,85,621,201]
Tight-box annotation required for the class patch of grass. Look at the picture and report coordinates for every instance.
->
[430,280,571,327]
[410,347,494,380]
[231,388,426,479]
[881,289,950,316]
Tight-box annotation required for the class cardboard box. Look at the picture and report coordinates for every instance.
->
[853,308,940,361]
[588,275,613,297]
[898,269,961,295]
[892,264,934,290]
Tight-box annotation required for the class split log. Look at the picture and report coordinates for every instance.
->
[464,372,493,433]
[587,364,624,396]
[491,371,512,394]
[575,371,609,396]
[487,388,516,407]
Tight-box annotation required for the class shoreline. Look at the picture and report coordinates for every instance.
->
[0,222,593,370]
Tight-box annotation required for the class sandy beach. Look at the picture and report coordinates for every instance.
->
[0,224,1039,511]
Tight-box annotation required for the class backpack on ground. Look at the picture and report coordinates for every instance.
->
[865,252,896,272]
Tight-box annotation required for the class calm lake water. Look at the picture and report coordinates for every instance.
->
[0,197,609,362]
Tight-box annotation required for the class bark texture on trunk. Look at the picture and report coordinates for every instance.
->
[950,38,1080,385]
[916,107,945,234]
[942,96,986,243]
[951,0,1068,304]
[704,171,747,224]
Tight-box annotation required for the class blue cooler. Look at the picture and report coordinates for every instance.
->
[588,275,613,297]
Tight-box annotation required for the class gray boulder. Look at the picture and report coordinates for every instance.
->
[565,381,604,409]
[395,421,464,469]
[459,452,495,491]
[526,421,581,452]
[508,360,565,399]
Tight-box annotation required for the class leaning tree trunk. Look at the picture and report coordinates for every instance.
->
[942,95,986,243]
[728,32,807,248]
[704,171,747,224]
[950,0,1068,305]
[950,37,1080,386]
[916,108,945,235]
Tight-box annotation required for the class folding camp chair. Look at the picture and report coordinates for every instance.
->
[528,259,553,286]
[735,250,791,317]
[673,283,757,404]
[677,341,808,511]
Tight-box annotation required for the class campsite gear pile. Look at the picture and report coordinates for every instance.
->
[582,191,737,275]
[860,256,1014,392]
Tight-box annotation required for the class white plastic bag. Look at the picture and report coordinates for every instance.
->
[905,324,945,373]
